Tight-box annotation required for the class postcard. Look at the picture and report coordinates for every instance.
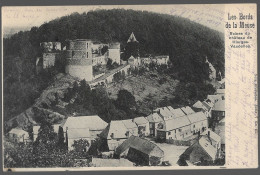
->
[1,4,258,171]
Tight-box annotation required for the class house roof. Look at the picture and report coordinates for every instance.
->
[128,56,135,60]
[216,89,225,94]
[212,100,225,111]
[171,108,186,118]
[154,107,174,120]
[122,119,138,129]
[8,128,29,137]
[201,129,221,143]
[92,158,134,167]
[199,136,217,160]
[67,128,91,139]
[133,117,149,125]
[100,120,129,139]
[193,101,208,111]
[115,136,164,158]
[62,115,108,131]
[127,32,138,43]
[164,116,191,131]
[186,112,207,124]
[181,106,195,115]
[201,101,211,111]
[146,113,164,123]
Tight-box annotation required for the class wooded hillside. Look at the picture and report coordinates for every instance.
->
[3,9,224,123]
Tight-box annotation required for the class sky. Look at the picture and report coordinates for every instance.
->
[2,4,225,34]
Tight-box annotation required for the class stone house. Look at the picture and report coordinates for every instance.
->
[156,116,192,141]
[146,113,164,137]
[180,135,218,165]
[115,136,164,166]
[133,117,150,137]
[100,120,132,151]
[61,115,108,151]
[122,119,139,136]
[186,112,208,134]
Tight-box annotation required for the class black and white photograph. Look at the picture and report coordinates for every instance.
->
[2,4,256,170]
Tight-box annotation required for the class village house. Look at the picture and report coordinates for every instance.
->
[214,118,225,153]
[61,115,108,151]
[154,107,174,120]
[33,124,61,142]
[151,55,169,65]
[128,55,141,67]
[216,89,225,99]
[100,120,132,151]
[211,99,225,123]
[192,100,212,118]
[156,115,192,142]
[8,128,30,143]
[186,112,208,134]
[179,135,219,165]
[201,129,222,158]
[122,119,139,136]
[146,113,164,137]
[115,136,164,166]
[133,117,150,137]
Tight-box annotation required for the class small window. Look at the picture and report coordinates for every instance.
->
[168,132,171,135]
[87,52,88,58]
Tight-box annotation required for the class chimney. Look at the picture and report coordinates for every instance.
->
[208,131,212,145]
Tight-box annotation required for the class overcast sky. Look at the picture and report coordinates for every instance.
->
[2,4,225,33]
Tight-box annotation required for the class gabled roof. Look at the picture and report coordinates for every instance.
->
[193,101,208,111]
[201,129,221,143]
[128,55,135,60]
[181,106,195,115]
[115,136,164,157]
[199,136,217,160]
[122,119,138,129]
[186,112,207,124]
[67,128,90,139]
[100,120,129,139]
[201,101,211,111]
[146,113,164,123]
[164,116,191,131]
[212,100,225,112]
[170,108,186,118]
[133,117,149,125]
[127,32,138,43]
[154,107,174,120]
[62,115,108,131]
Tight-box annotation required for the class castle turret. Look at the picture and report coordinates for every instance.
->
[65,39,93,81]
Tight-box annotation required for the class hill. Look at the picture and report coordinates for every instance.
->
[3,9,224,126]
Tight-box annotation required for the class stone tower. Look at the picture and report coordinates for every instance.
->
[65,39,93,81]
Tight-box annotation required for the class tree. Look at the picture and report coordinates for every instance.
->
[115,89,136,112]
[72,139,90,153]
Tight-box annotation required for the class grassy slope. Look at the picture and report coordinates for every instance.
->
[107,71,179,115]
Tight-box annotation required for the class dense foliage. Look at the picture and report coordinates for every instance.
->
[3,9,224,123]
[62,80,137,122]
